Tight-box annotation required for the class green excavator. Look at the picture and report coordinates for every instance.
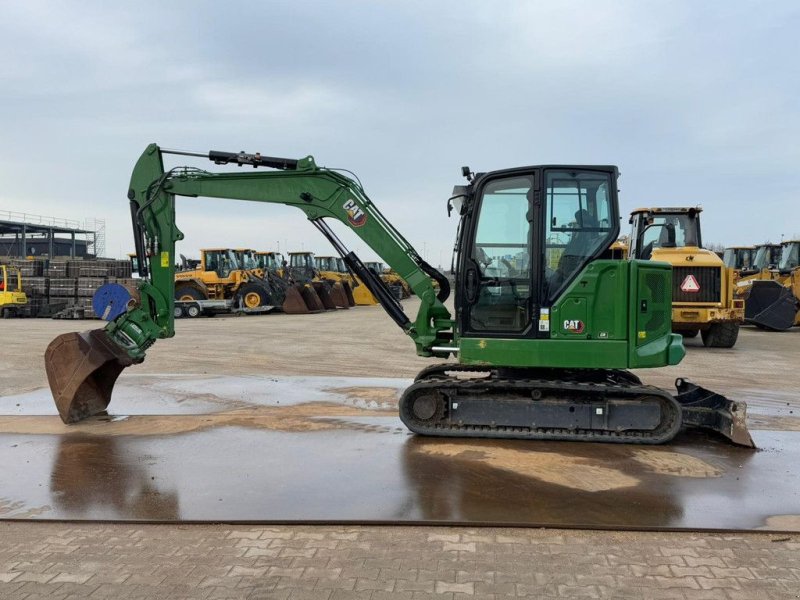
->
[44,145,753,447]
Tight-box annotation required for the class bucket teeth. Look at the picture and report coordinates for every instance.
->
[45,329,135,424]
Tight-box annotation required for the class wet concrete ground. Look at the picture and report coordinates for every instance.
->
[1,375,798,531]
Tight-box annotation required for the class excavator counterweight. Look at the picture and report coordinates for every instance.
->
[44,144,754,448]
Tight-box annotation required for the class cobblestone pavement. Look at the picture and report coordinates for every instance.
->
[0,523,797,599]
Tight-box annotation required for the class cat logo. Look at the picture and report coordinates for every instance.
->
[343,199,367,227]
[563,319,585,334]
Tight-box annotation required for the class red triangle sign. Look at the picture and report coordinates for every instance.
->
[680,274,700,293]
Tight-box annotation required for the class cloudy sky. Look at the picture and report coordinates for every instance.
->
[1,1,798,264]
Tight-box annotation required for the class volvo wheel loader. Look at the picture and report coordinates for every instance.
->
[43,145,753,448]
[628,207,744,347]
[252,250,327,313]
[287,251,352,309]
[173,247,276,312]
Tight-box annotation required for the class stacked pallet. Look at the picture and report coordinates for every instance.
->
[9,257,135,319]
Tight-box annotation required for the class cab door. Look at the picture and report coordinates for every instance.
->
[460,172,539,337]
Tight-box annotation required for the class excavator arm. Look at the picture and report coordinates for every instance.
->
[46,144,453,423]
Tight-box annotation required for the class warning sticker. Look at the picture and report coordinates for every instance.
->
[680,274,700,293]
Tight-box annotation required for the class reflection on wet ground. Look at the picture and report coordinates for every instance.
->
[0,376,798,531]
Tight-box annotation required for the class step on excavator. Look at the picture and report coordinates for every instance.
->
[44,145,754,447]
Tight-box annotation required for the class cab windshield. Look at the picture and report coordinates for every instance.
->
[753,245,780,270]
[237,252,257,270]
[779,243,799,272]
[723,248,754,270]
[290,254,315,269]
[638,213,700,258]
[205,250,240,277]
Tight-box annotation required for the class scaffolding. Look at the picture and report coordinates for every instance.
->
[0,210,101,258]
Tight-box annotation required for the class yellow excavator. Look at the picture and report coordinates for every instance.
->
[628,207,743,347]
[0,264,27,318]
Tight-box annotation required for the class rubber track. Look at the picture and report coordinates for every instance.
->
[399,373,682,444]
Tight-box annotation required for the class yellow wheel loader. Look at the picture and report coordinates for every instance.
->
[315,256,357,305]
[365,261,411,298]
[287,251,352,309]
[0,265,27,318]
[738,240,800,330]
[174,248,275,313]
[628,207,743,347]
[328,256,379,305]
[252,250,327,313]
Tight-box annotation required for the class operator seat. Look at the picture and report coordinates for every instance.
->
[549,209,600,294]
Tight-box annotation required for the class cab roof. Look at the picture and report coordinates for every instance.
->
[630,206,702,215]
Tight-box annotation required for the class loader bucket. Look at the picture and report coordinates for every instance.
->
[297,284,326,312]
[327,281,351,309]
[281,284,317,314]
[45,329,136,424]
[674,378,755,448]
[744,280,799,331]
[341,281,356,306]
[311,282,337,310]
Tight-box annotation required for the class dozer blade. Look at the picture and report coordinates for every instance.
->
[45,329,136,424]
[744,280,799,331]
[327,281,351,309]
[311,282,337,310]
[673,378,755,448]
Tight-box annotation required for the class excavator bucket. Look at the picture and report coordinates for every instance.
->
[311,282,337,310]
[326,281,351,309]
[744,280,799,331]
[674,378,755,448]
[45,329,136,424]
